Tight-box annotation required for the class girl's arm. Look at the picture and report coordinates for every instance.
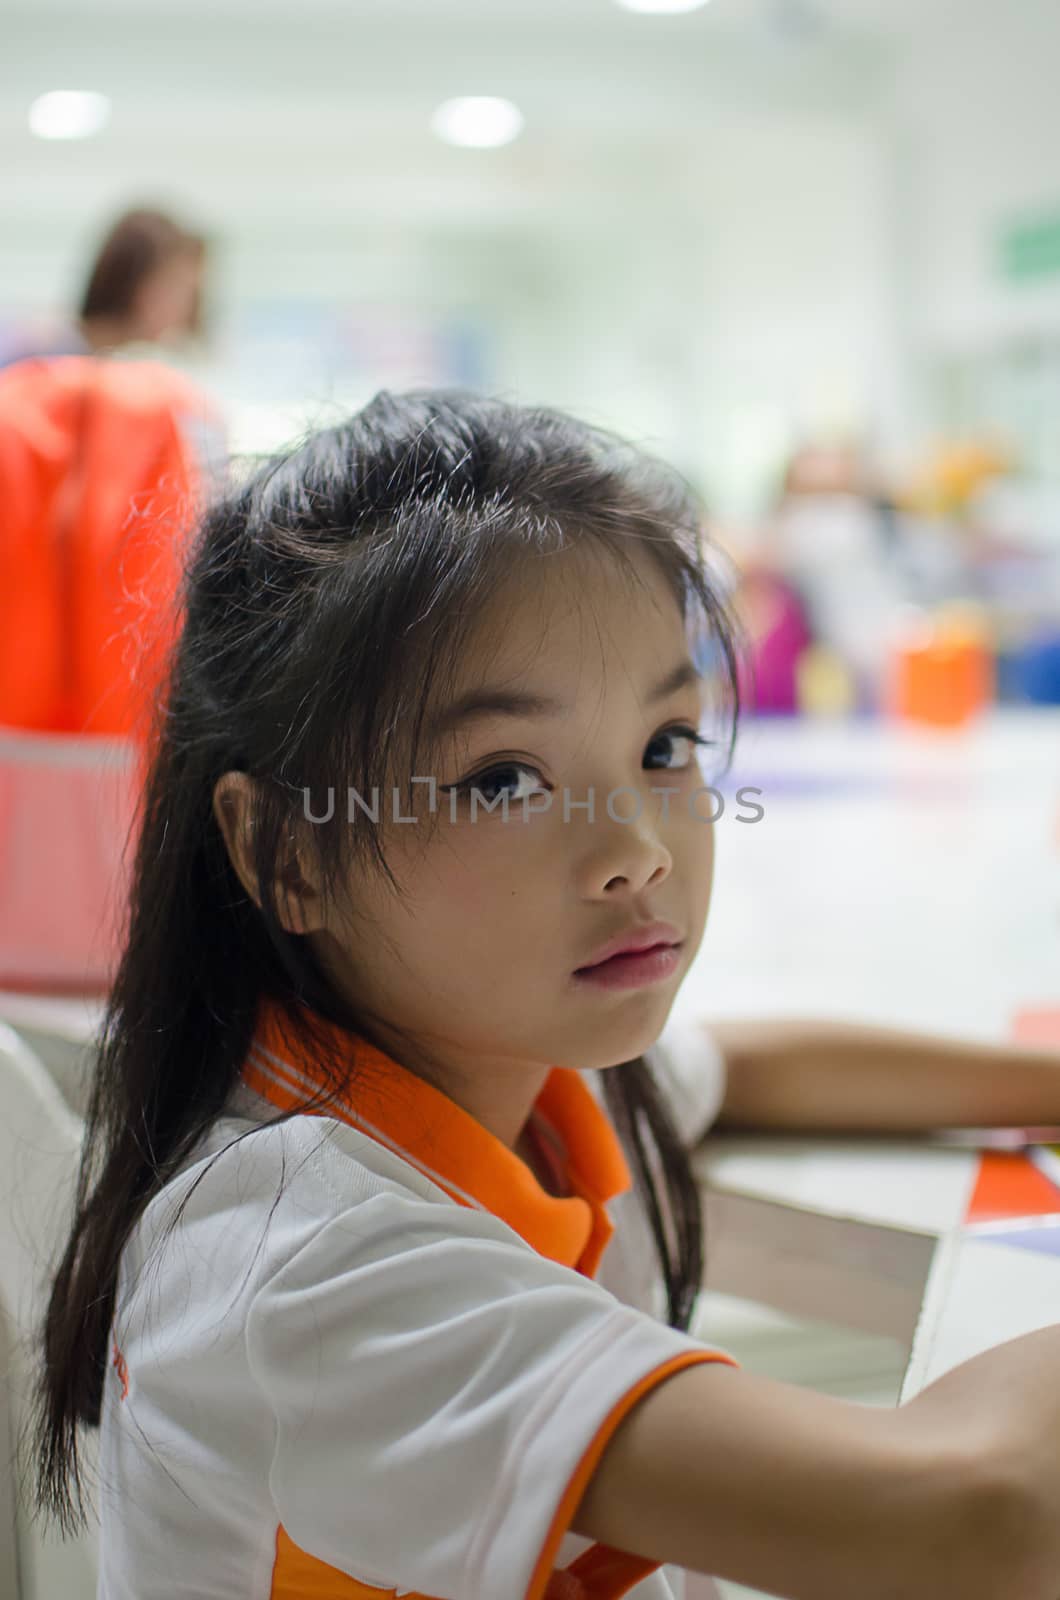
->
[573,1325,1060,1600]
[705,1018,1060,1133]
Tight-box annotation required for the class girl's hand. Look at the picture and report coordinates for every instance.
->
[573,1325,1060,1600]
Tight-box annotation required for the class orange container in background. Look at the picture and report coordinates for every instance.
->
[888,606,995,727]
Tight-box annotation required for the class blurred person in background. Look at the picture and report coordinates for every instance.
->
[0,201,220,740]
[0,205,208,370]
[732,442,908,713]
[769,443,905,688]
[0,208,221,990]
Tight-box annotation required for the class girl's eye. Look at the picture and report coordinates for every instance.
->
[445,762,547,808]
[445,727,711,807]
[645,725,712,772]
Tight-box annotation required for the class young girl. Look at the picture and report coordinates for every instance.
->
[37,391,1060,1600]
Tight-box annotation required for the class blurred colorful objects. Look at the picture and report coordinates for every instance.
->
[899,441,1014,518]
[735,567,813,715]
[795,645,857,717]
[1015,628,1060,705]
[887,604,996,727]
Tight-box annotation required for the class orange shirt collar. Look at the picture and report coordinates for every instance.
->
[244,1000,633,1278]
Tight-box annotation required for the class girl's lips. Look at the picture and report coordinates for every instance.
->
[577,919,683,970]
[572,942,683,992]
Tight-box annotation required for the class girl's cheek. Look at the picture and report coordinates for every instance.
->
[433,856,491,912]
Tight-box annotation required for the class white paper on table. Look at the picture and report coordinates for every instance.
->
[903,1231,1060,1401]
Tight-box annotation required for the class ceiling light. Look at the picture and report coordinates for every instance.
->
[614,0,711,12]
[430,97,524,149]
[29,91,111,140]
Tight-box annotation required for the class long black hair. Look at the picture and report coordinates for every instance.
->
[36,389,740,1530]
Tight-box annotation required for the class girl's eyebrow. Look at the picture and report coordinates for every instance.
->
[428,659,702,739]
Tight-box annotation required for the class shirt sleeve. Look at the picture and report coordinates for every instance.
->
[245,1187,734,1600]
[646,1014,728,1147]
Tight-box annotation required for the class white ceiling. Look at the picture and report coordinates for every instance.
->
[0,0,974,27]
[3,0,1056,248]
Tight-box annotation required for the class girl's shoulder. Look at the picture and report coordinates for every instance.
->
[121,1088,461,1295]
[174,1082,456,1214]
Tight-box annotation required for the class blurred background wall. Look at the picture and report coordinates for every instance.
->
[2,1,1053,475]
[4,0,1060,717]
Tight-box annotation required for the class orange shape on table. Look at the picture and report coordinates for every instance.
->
[966,1152,1060,1223]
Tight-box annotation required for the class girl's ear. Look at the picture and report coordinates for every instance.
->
[273,826,327,938]
[211,771,326,936]
[212,772,261,905]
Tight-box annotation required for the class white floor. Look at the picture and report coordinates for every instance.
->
[673,707,1060,1047]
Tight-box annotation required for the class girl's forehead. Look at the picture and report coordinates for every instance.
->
[407,548,697,784]
[471,542,682,662]
[430,551,689,733]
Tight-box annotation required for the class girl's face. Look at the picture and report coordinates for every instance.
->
[312,541,716,1121]
[132,247,202,342]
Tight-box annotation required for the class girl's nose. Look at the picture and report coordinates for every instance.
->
[583,820,674,898]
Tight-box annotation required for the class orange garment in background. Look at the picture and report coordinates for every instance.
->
[0,356,221,990]
[0,354,219,736]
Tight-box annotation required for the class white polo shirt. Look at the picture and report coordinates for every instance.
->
[96,1004,733,1600]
